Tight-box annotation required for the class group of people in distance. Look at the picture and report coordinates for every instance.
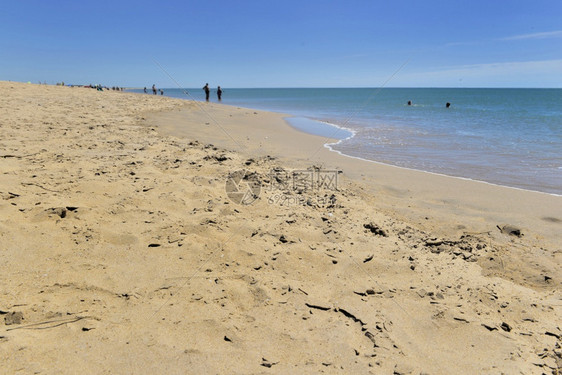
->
[144,85,164,95]
[203,83,222,102]
[143,83,222,102]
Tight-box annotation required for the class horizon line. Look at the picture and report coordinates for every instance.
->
[3,81,561,90]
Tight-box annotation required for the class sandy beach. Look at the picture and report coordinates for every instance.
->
[1,81,560,374]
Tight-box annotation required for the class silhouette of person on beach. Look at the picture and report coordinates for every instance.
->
[144,87,147,93]
[152,84,157,95]
[203,83,210,101]
[160,89,164,95]
[217,86,222,101]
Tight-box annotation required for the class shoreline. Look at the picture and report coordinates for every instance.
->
[323,135,562,198]
[282,115,562,198]
[144,88,561,196]
[2,82,561,374]
[147,100,562,245]
[286,114,562,197]
[276,115,562,197]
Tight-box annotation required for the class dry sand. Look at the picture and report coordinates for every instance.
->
[1,81,561,374]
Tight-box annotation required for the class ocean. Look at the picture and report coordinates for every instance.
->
[130,87,562,195]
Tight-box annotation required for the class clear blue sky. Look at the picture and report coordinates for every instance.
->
[1,0,561,88]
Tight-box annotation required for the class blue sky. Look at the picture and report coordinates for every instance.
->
[1,0,561,88]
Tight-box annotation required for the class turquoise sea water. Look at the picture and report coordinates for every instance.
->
[131,88,562,195]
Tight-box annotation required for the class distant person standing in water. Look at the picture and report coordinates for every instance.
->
[407,100,412,106]
[217,86,222,101]
[446,102,451,108]
[144,87,147,93]
[203,83,210,101]
[152,84,157,95]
